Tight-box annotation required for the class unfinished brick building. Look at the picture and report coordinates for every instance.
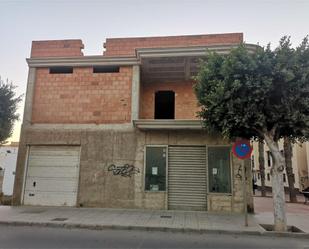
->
[13,33,257,212]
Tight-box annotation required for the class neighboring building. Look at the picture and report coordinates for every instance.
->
[252,141,309,191]
[0,142,18,196]
[0,168,3,195]
[305,142,309,188]
[13,33,258,212]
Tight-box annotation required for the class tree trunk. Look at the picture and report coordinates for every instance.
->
[258,141,267,197]
[283,137,297,203]
[264,133,287,232]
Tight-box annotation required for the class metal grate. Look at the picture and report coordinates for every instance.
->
[160,215,172,219]
[168,146,207,211]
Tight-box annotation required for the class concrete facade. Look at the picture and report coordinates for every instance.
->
[13,33,255,213]
[13,128,250,212]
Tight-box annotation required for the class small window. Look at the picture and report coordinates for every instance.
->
[145,146,166,191]
[49,66,73,74]
[93,66,120,73]
[208,146,231,193]
[155,91,175,119]
[267,173,270,181]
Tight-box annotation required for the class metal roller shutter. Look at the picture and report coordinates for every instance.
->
[23,146,80,206]
[168,146,207,211]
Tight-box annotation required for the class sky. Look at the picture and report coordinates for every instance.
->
[0,0,308,143]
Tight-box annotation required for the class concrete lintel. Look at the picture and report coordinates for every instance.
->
[136,43,259,58]
[24,123,135,131]
[131,65,140,121]
[22,68,36,125]
[133,119,204,130]
[26,56,140,68]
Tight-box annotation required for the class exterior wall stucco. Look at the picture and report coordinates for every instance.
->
[13,128,250,213]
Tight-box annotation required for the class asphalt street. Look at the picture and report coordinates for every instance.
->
[0,225,309,249]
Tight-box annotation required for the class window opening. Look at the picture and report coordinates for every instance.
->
[154,91,175,119]
[49,67,73,74]
[93,66,120,73]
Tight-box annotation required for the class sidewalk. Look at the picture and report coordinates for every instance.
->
[0,206,262,234]
[253,194,309,235]
[0,205,308,238]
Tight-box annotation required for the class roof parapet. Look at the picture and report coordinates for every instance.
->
[31,39,84,58]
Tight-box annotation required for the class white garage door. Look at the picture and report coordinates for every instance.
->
[23,146,80,206]
[168,146,207,211]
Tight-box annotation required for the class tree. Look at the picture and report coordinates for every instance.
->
[283,137,297,203]
[194,37,309,231]
[258,141,266,197]
[0,77,22,144]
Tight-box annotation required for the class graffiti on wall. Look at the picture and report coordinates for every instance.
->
[108,164,140,177]
[236,165,242,180]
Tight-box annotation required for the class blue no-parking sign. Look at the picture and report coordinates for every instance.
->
[232,140,253,159]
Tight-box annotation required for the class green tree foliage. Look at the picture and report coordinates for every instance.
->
[195,38,308,142]
[0,78,22,144]
[195,36,309,231]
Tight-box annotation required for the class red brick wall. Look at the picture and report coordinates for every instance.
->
[140,81,200,119]
[32,67,132,124]
[31,40,84,58]
[104,33,243,56]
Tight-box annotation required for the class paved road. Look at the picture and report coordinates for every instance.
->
[0,225,309,249]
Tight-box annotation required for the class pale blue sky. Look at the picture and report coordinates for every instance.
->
[0,0,308,142]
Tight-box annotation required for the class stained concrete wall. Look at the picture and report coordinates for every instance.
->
[13,127,251,213]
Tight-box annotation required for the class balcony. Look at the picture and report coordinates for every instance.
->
[133,119,203,130]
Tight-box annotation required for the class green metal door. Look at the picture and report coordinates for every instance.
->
[145,146,166,191]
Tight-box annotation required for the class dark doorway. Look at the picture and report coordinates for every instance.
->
[155,91,175,119]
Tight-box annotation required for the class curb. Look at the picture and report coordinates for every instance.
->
[0,221,309,239]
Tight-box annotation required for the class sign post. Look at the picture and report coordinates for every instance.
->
[232,140,253,227]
